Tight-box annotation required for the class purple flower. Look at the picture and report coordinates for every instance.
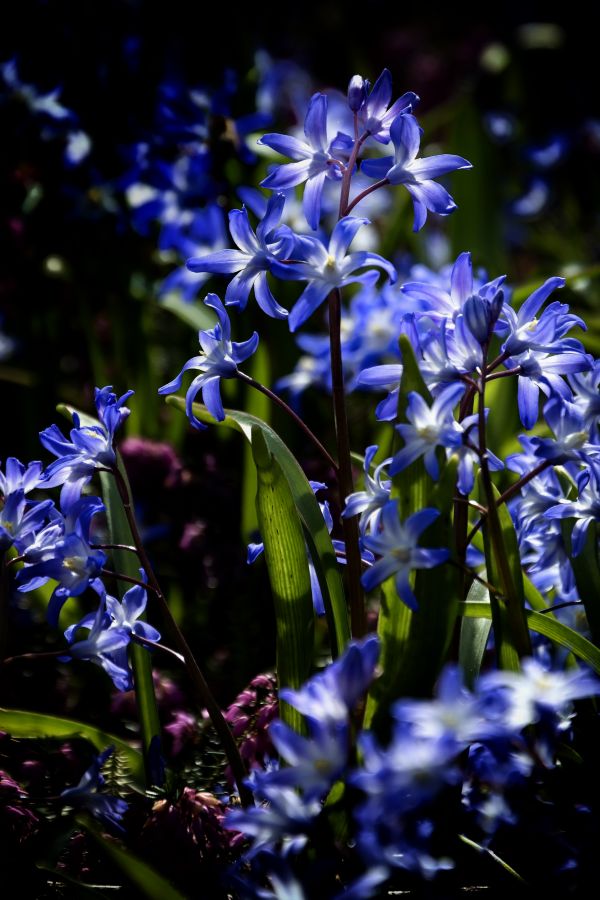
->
[360,114,471,231]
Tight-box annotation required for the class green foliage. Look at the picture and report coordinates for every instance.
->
[166,395,350,656]
[252,427,314,733]
[0,708,144,784]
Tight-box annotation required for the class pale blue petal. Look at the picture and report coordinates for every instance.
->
[228,208,260,255]
[258,133,311,161]
[158,356,204,395]
[330,216,369,260]
[450,252,473,308]
[409,154,472,180]
[256,192,286,243]
[232,331,260,363]
[519,277,566,324]
[303,170,328,230]
[289,282,331,332]
[390,113,421,165]
[304,93,328,150]
[253,270,288,319]
[261,159,311,190]
[360,157,393,181]
[202,375,225,422]
[186,249,248,275]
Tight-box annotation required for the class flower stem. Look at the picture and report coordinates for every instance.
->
[111,466,253,806]
[476,348,531,662]
[466,459,552,545]
[339,131,368,217]
[328,288,365,639]
[236,372,338,472]
[345,178,389,216]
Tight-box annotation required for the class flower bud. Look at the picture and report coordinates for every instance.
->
[464,290,504,343]
[347,75,366,113]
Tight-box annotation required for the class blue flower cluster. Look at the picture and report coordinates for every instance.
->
[1,386,159,693]
[227,637,600,897]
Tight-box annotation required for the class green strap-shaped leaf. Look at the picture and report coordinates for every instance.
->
[458,603,600,673]
[252,427,314,733]
[58,404,162,787]
[0,708,144,784]
[458,577,493,689]
[166,395,350,657]
[241,344,271,543]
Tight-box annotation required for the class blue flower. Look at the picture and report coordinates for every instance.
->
[529,397,600,465]
[511,348,592,430]
[390,383,466,479]
[186,193,292,319]
[280,635,380,728]
[60,746,128,832]
[361,502,449,610]
[40,387,133,507]
[500,276,584,357]
[342,445,391,535]
[259,92,344,230]
[545,459,600,555]
[0,489,55,554]
[158,293,258,430]
[272,216,396,331]
[64,577,159,691]
[357,71,418,143]
[16,496,106,627]
[360,114,471,231]
[0,457,45,497]
[478,657,600,731]
[226,771,322,859]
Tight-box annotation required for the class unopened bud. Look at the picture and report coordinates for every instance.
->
[347,75,366,113]
[464,290,505,343]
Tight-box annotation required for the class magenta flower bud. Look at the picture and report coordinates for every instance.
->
[347,74,366,112]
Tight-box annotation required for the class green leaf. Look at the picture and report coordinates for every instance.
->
[565,519,600,645]
[241,344,271,542]
[458,603,600,673]
[459,577,492,689]
[165,395,350,657]
[0,708,144,784]
[252,427,314,733]
[79,816,187,900]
